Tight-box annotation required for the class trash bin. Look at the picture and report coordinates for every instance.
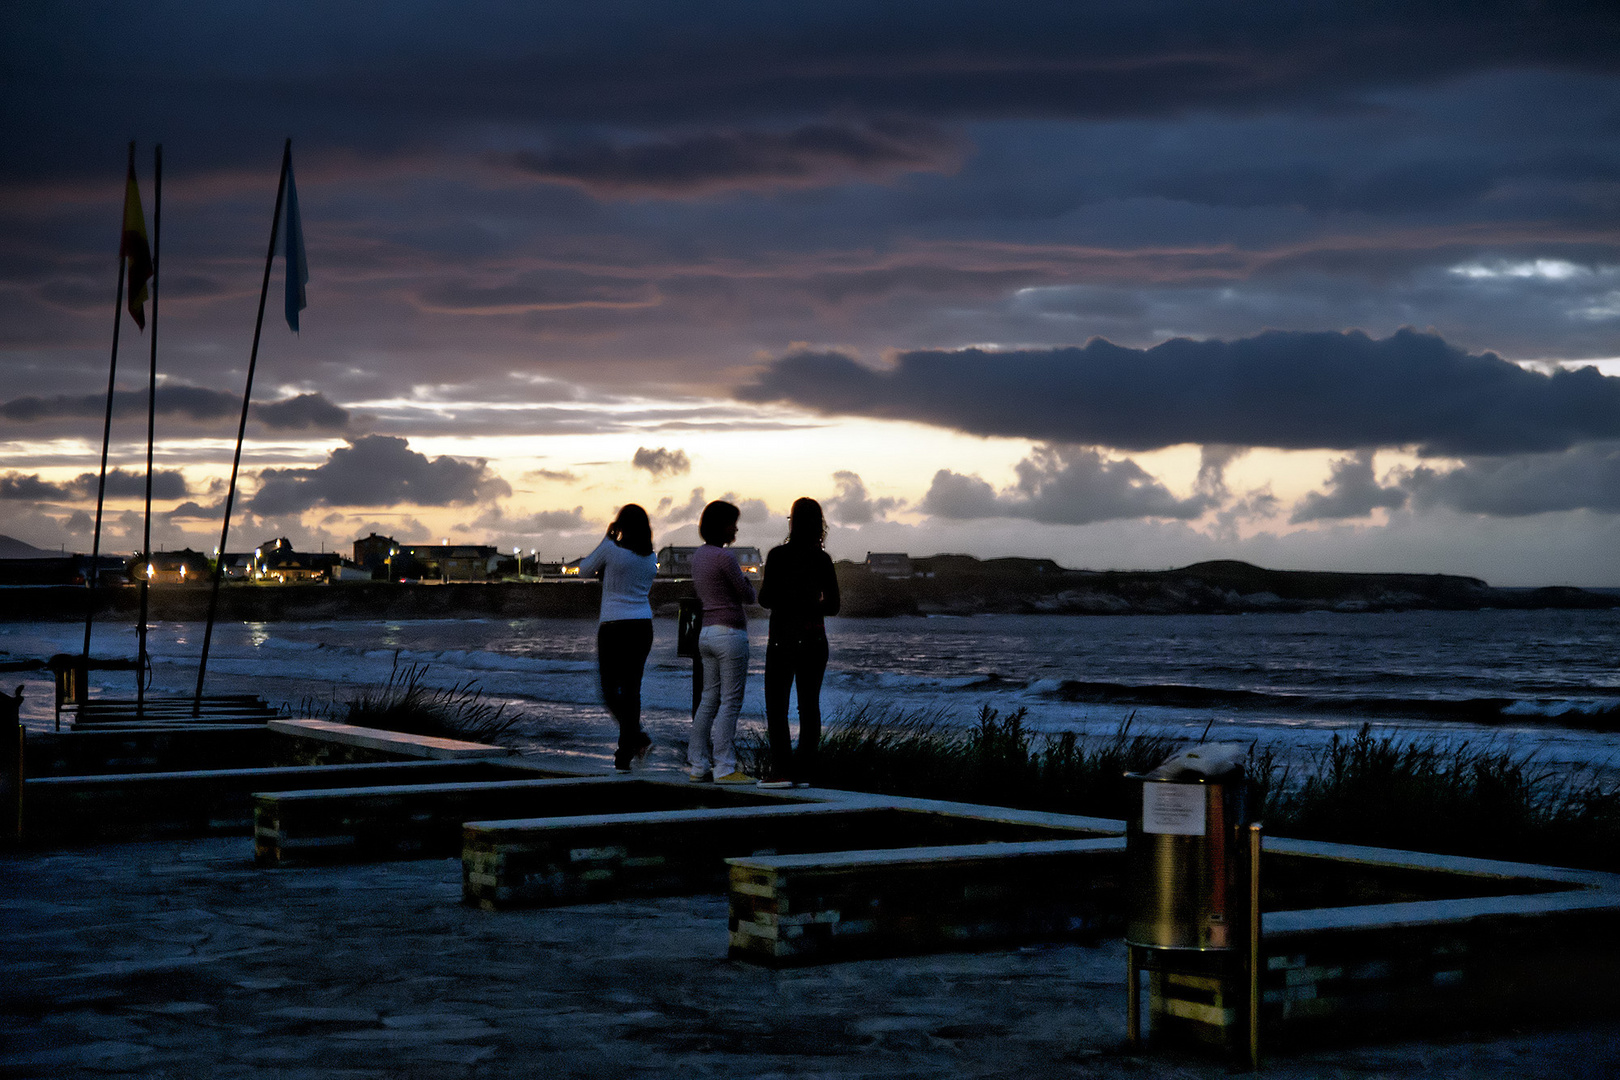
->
[1124,742,1261,1064]
[1126,742,1250,951]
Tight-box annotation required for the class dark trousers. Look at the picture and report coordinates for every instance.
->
[764,629,828,781]
[598,619,653,758]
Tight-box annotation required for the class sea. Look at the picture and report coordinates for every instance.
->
[5,609,1619,776]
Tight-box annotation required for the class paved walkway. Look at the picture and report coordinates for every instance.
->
[3,837,1618,1079]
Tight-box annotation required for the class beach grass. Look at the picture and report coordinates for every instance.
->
[741,704,1620,871]
[293,653,524,746]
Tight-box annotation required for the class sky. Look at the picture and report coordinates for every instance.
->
[2,2,1619,584]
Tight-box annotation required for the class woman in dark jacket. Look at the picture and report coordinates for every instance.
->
[757,497,840,787]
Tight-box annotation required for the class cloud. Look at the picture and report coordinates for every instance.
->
[415,271,659,315]
[825,470,901,525]
[631,446,692,477]
[1290,450,1408,523]
[1403,443,1620,516]
[0,386,348,432]
[658,488,708,524]
[246,435,511,515]
[514,507,591,533]
[526,468,580,483]
[922,444,1211,524]
[0,473,69,501]
[502,120,962,198]
[166,500,224,521]
[740,330,1620,456]
[1,385,238,424]
[253,393,350,431]
[0,468,189,502]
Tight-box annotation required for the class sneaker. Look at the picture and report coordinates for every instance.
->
[792,780,813,789]
[687,770,713,783]
[633,731,653,765]
[756,776,794,789]
[713,770,753,785]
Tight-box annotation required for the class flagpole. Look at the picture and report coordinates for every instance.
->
[194,138,290,715]
[83,142,134,660]
[136,144,161,719]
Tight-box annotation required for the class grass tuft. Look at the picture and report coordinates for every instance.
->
[294,652,524,746]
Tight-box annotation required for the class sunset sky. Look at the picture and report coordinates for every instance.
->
[3,3,1619,584]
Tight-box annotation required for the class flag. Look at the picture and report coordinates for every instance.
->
[283,156,308,332]
[121,161,153,329]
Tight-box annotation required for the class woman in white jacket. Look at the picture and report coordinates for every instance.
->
[578,504,659,771]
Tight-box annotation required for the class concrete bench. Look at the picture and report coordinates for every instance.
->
[254,776,784,866]
[267,718,513,761]
[26,725,276,777]
[726,837,1126,966]
[23,759,547,844]
[462,803,1106,910]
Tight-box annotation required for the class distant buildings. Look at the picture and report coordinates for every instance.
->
[865,552,913,578]
[655,545,762,580]
[131,549,212,585]
[349,533,498,582]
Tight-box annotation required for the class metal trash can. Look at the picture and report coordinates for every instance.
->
[1126,742,1250,951]
[1124,743,1261,1065]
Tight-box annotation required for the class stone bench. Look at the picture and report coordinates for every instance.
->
[23,759,545,844]
[267,718,514,763]
[26,725,276,777]
[255,776,784,866]
[726,837,1126,966]
[463,803,1106,910]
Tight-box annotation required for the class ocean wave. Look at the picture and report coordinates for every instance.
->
[1047,679,1620,729]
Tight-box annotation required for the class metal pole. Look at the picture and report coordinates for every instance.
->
[1247,822,1263,1071]
[194,139,290,715]
[136,144,161,719]
[84,142,134,662]
[1126,944,1141,1049]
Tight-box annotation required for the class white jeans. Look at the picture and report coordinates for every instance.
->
[689,625,749,775]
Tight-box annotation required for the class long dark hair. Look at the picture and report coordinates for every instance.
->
[785,497,826,547]
[609,504,654,556]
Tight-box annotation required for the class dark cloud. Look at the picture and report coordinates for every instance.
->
[6,4,1618,189]
[740,330,1620,455]
[166,500,224,521]
[825,470,901,525]
[1290,450,1408,523]
[0,472,68,501]
[922,444,1210,525]
[0,467,188,502]
[1,385,238,424]
[1403,443,1620,516]
[254,393,350,431]
[504,120,961,198]
[246,435,510,515]
[415,271,658,314]
[631,446,691,477]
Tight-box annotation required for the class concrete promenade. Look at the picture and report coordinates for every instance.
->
[4,835,1619,1078]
